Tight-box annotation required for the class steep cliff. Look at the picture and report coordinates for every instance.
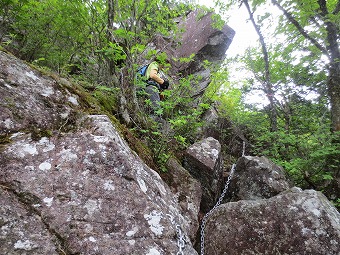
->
[1,9,339,255]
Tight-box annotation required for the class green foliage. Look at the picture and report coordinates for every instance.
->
[92,86,120,114]
[10,1,95,67]
[97,42,127,63]
[246,107,338,188]
[211,13,225,30]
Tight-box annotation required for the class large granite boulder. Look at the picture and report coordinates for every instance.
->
[183,137,223,213]
[228,156,292,201]
[165,157,202,241]
[153,10,235,98]
[0,50,198,255]
[203,188,340,255]
[0,50,80,135]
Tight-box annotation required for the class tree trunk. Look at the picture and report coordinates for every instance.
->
[271,0,340,176]
[243,0,278,131]
[327,63,340,178]
[107,0,115,76]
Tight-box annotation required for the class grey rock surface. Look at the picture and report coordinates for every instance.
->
[0,51,79,135]
[204,188,340,255]
[229,156,292,201]
[184,137,223,213]
[166,157,202,241]
[0,50,198,255]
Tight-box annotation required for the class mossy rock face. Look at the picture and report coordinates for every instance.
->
[0,50,82,135]
[92,87,119,114]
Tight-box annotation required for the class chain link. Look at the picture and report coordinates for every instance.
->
[200,163,236,255]
[176,224,186,255]
[200,141,245,255]
[166,214,187,255]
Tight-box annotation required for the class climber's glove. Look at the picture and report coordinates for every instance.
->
[161,80,169,89]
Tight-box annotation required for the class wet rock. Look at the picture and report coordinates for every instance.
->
[183,137,223,213]
[203,188,340,255]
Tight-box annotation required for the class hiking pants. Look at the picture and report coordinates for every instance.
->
[145,85,160,112]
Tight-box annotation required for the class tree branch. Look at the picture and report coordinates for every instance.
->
[271,0,329,57]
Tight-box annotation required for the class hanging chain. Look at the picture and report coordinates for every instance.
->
[176,224,186,255]
[166,214,187,255]
[200,141,246,255]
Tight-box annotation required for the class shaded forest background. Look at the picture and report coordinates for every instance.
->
[0,0,339,207]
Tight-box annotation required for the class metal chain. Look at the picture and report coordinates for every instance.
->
[200,141,246,255]
[200,163,236,255]
[176,224,186,255]
[166,214,187,255]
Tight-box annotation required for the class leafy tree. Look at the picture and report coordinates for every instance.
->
[106,0,190,123]
[1,0,97,72]
[243,0,278,131]
[269,0,340,177]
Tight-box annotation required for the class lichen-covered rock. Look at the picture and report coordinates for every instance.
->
[0,189,59,255]
[0,50,199,254]
[1,115,198,255]
[184,137,223,213]
[228,156,292,201]
[0,51,80,135]
[166,157,202,241]
[152,10,235,99]
[204,188,340,255]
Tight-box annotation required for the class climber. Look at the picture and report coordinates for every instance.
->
[143,60,170,114]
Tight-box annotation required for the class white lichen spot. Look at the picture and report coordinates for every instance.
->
[89,236,96,242]
[155,181,166,195]
[211,148,219,159]
[311,208,321,217]
[41,87,54,97]
[10,132,25,139]
[39,137,55,152]
[14,239,34,251]
[316,228,326,236]
[84,199,101,216]
[58,148,78,161]
[43,197,54,207]
[4,82,12,89]
[128,240,135,245]
[88,149,96,155]
[24,166,35,171]
[126,226,138,237]
[187,202,196,212]
[137,177,147,193]
[60,112,69,119]
[93,135,109,143]
[26,71,38,81]
[99,144,107,158]
[4,118,13,129]
[39,162,51,171]
[82,170,90,176]
[84,224,93,233]
[146,247,161,255]
[68,96,79,106]
[103,180,115,191]
[144,211,164,236]
[21,143,38,157]
[301,227,311,235]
